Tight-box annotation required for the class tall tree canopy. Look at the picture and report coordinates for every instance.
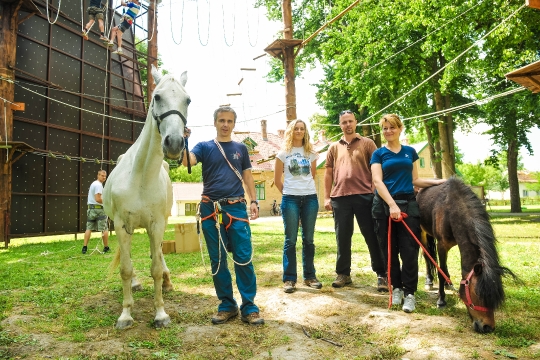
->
[260,0,540,212]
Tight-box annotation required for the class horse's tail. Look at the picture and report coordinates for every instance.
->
[107,247,121,278]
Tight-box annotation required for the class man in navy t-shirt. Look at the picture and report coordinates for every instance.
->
[182,106,263,326]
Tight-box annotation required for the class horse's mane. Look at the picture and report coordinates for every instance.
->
[446,177,514,309]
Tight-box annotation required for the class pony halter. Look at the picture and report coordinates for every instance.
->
[460,268,490,312]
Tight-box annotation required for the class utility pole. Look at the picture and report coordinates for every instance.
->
[147,0,158,104]
[264,0,361,128]
[264,0,302,127]
[0,2,19,248]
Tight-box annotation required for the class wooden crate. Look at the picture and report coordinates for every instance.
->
[162,240,176,254]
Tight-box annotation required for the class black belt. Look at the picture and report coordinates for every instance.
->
[392,193,415,201]
[214,196,245,206]
[88,204,103,209]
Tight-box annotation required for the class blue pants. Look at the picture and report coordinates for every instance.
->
[281,194,319,282]
[331,194,386,277]
[200,200,259,316]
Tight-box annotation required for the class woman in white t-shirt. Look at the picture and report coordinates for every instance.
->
[274,120,321,293]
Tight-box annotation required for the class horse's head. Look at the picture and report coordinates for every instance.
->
[460,263,496,333]
[150,65,190,160]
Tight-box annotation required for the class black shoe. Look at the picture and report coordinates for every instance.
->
[103,246,110,253]
[377,276,389,292]
[82,246,87,254]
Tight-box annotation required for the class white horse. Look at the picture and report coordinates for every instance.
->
[104,65,190,329]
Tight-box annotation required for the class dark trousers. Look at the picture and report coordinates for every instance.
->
[331,194,385,277]
[372,196,420,296]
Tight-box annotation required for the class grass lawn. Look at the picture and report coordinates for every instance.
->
[0,215,539,359]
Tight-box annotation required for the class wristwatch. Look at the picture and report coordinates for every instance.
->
[251,200,258,205]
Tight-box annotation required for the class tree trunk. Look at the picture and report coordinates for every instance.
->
[434,90,453,179]
[444,94,455,172]
[423,119,442,178]
[507,138,521,213]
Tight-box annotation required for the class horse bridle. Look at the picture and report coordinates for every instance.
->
[460,268,490,312]
[151,99,191,173]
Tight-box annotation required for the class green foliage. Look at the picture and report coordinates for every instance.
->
[457,161,508,192]
[168,162,202,182]
[525,171,540,193]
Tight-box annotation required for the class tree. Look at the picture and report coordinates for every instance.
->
[168,163,202,183]
[261,0,540,208]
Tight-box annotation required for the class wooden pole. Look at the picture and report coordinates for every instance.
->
[282,0,297,126]
[147,0,158,105]
[0,1,20,248]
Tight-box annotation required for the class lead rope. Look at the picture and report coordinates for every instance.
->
[196,201,254,276]
[386,212,454,309]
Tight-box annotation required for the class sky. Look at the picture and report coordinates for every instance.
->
[147,0,539,171]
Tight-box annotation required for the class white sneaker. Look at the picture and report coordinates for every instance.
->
[402,294,416,313]
[112,48,123,55]
[392,288,404,305]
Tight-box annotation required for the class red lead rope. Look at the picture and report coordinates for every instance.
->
[387,212,453,309]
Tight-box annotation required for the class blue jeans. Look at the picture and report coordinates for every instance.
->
[281,194,319,282]
[199,200,259,316]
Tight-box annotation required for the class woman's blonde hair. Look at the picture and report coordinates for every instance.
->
[282,119,313,154]
[379,113,403,129]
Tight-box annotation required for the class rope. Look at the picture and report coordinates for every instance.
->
[246,0,259,47]
[359,3,526,126]
[3,100,7,162]
[222,0,235,47]
[196,0,211,46]
[170,0,184,45]
[386,212,454,308]
[196,201,254,277]
[46,0,62,25]
[147,0,158,42]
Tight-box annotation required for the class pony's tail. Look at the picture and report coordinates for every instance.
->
[107,247,121,279]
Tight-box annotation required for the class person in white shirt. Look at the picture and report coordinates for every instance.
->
[82,170,109,254]
[274,120,321,293]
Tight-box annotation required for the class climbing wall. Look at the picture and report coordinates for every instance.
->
[10,0,147,237]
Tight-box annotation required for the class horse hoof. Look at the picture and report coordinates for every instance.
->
[154,316,171,328]
[437,301,447,309]
[115,319,134,330]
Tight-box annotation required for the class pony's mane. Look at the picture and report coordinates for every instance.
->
[446,177,511,309]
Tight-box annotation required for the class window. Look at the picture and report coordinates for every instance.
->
[419,158,425,168]
[255,181,265,200]
[185,203,197,216]
[523,190,529,197]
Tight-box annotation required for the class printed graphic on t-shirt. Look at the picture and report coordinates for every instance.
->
[231,151,241,160]
[287,152,311,176]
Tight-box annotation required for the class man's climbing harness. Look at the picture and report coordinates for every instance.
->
[196,196,254,276]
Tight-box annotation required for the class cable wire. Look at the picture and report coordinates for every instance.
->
[197,0,211,46]
[362,0,484,75]
[360,3,526,126]
[246,0,259,47]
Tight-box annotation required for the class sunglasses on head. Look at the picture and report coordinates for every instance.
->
[339,110,354,116]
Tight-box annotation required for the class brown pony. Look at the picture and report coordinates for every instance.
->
[417,177,514,333]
